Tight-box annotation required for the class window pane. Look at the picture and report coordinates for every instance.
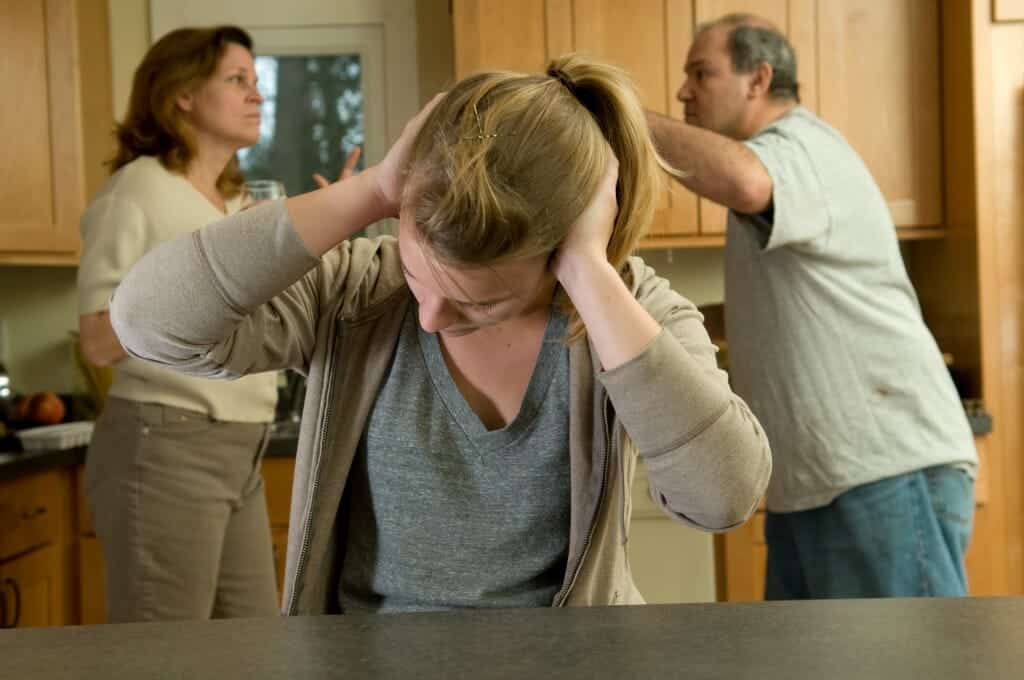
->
[239,55,365,196]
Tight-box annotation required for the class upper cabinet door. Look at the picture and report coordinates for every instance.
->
[693,0,817,235]
[573,0,698,238]
[0,0,83,256]
[452,0,698,240]
[817,1,942,227]
[453,0,568,77]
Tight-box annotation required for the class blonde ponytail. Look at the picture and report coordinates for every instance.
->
[544,54,666,276]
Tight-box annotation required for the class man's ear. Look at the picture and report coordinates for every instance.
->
[747,61,774,99]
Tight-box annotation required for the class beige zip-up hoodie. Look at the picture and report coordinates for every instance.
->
[111,201,771,612]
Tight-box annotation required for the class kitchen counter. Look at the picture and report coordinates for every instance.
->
[0,402,994,483]
[4,597,1024,679]
[0,424,299,482]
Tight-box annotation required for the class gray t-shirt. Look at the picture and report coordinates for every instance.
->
[725,106,977,513]
[339,306,571,613]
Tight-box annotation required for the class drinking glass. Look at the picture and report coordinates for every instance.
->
[243,179,287,204]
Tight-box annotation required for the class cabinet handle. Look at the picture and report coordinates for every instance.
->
[2,579,17,628]
[20,506,47,520]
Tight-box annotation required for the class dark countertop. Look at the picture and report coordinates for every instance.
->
[0,425,298,482]
[4,597,1024,679]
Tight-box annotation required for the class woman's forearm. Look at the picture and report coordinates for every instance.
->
[558,255,661,371]
[285,165,395,256]
[79,311,127,367]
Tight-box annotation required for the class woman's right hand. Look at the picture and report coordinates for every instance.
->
[371,92,446,215]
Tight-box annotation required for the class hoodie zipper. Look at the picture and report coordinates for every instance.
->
[285,318,343,615]
[554,393,613,606]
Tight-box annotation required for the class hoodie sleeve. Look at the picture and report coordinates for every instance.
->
[598,259,771,531]
[109,200,328,378]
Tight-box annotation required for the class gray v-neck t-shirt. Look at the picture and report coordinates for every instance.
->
[339,306,571,613]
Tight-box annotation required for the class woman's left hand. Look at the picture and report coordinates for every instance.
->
[552,151,619,284]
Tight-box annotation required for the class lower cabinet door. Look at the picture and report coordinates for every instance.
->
[78,535,106,624]
[0,543,65,628]
[271,528,289,607]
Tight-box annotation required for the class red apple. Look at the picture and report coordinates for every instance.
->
[29,392,65,425]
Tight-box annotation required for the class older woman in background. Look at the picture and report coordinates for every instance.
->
[77,25,280,622]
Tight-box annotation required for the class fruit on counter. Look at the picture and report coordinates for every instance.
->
[10,391,66,425]
[32,391,66,424]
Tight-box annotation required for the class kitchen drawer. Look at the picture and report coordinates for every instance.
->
[0,470,64,561]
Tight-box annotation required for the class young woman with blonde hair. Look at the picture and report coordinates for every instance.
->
[111,53,771,614]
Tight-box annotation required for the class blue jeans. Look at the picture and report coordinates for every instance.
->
[764,465,974,599]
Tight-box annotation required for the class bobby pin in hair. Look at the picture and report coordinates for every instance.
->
[460,102,511,142]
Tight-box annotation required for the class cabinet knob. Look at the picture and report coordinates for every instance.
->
[20,506,47,520]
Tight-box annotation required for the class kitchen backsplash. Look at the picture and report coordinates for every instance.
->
[0,266,79,395]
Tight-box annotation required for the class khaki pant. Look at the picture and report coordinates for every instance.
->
[85,398,279,622]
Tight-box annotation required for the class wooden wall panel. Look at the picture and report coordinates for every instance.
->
[987,12,1024,593]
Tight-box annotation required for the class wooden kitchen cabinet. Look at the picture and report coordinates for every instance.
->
[0,544,66,628]
[0,468,66,560]
[0,0,113,265]
[270,528,289,601]
[713,509,766,602]
[816,1,943,229]
[453,0,560,78]
[451,1,944,246]
[0,468,76,628]
[263,456,296,603]
[78,534,105,625]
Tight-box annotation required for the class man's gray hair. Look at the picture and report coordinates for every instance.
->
[697,13,800,102]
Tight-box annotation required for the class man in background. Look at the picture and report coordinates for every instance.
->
[647,13,977,598]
